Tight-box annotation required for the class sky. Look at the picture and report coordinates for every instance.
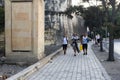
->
[72,0,120,7]
[72,0,102,7]
[72,0,80,6]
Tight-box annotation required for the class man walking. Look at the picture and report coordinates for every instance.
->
[81,33,89,55]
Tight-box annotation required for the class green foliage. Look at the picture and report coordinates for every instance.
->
[83,6,105,31]
[66,5,106,30]
[0,6,4,32]
[66,1,120,39]
[113,26,120,38]
[65,5,84,19]
[115,12,120,26]
[103,22,120,38]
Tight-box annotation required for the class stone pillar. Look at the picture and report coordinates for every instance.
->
[5,0,44,64]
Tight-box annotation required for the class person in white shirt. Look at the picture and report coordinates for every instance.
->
[62,35,68,55]
[95,34,100,45]
[81,33,89,55]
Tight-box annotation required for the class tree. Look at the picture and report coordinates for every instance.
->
[100,0,120,61]
[66,5,105,30]
[83,6,105,30]
[82,0,120,61]
[68,0,120,61]
[76,0,106,52]
[83,6,105,52]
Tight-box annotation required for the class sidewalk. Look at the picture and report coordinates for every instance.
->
[27,42,111,80]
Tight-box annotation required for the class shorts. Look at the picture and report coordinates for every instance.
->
[63,44,67,50]
[97,39,100,43]
[82,44,88,50]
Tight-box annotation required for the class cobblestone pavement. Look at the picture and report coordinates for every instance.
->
[27,42,111,80]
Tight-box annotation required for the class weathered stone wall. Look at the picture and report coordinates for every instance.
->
[45,0,73,45]
[44,0,85,57]
[72,14,85,36]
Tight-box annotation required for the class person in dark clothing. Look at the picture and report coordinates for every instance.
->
[71,33,80,56]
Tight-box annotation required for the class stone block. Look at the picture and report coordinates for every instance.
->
[5,0,44,64]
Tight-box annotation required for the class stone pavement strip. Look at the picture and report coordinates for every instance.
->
[27,42,111,80]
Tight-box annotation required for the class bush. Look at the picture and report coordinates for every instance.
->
[114,27,120,39]
[0,6,4,33]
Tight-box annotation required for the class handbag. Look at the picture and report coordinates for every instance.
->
[79,44,83,51]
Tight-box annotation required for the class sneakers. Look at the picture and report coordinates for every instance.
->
[74,54,76,56]
[83,52,87,55]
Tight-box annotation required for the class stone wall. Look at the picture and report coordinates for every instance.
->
[72,14,85,36]
[45,0,73,45]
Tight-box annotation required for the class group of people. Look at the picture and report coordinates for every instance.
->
[62,33,89,56]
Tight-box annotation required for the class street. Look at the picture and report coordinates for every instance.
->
[103,39,120,58]
[114,41,120,55]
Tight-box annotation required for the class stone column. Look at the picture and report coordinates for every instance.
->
[5,0,44,64]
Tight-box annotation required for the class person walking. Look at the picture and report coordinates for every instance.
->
[96,34,100,46]
[81,33,89,55]
[71,33,80,56]
[62,35,68,55]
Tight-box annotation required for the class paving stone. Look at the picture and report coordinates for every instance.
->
[27,42,111,80]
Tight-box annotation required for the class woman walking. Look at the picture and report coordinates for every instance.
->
[62,35,68,55]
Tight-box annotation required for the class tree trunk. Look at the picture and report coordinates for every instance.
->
[100,37,104,52]
[107,36,114,61]
[107,0,115,61]
[107,26,114,61]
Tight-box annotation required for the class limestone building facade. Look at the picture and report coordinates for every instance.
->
[5,0,45,64]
